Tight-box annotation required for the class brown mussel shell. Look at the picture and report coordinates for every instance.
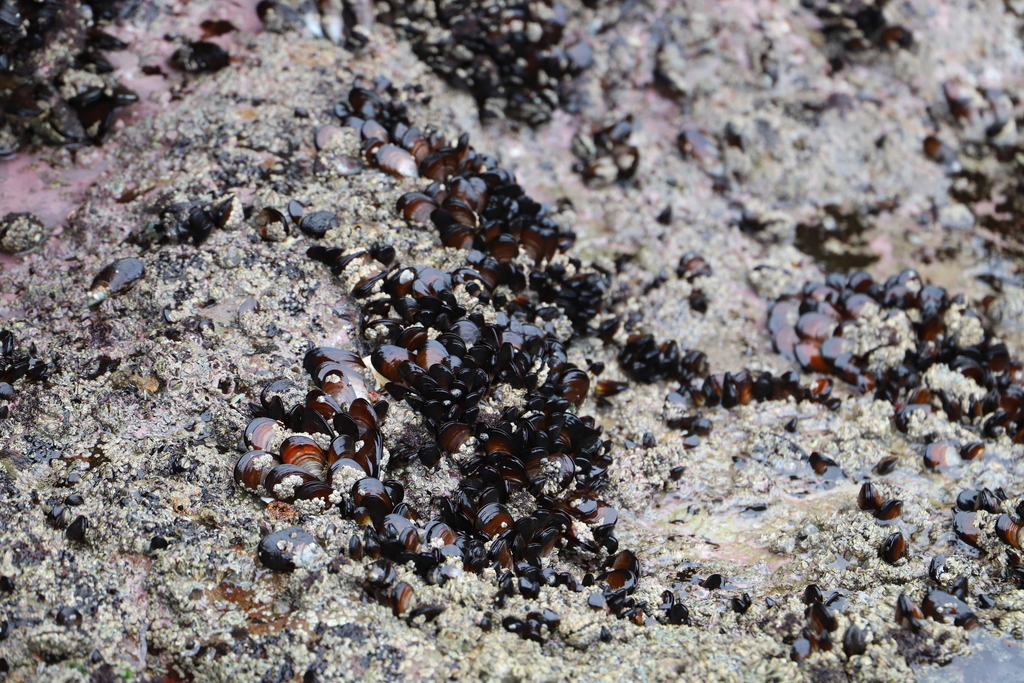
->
[234,449,280,491]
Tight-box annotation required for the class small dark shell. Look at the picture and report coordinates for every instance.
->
[258,526,318,572]
[438,422,472,452]
[796,313,838,342]
[923,440,959,469]
[352,477,393,522]
[170,41,230,73]
[361,119,389,143]
[895,593,923,630]
[808,601,837,632]
[372,345,413,383]
[558,367,590,407]
[401,127,430,161]
[880,531,907,564]
[677,129,722,175]
[767,301,798,335]
[795,342,828,373]
[475,502,513,538]
[315,124,345,151]
[960,442,984,461]
[376,144,419,178]
[66,515,88,543]
[772,326,799,361]
[873,499,902,523]
[952,509,980,548]
[857,483,882,511]
[921,588,977,629]
[90,257,145,301]
[995,514,1022,549]
[873,457,898,475]
[390,581,416,616]
[420,149,459,181]
[281,435,327,476]
[256,207,289,241]
[842,625,867,657]
[956,489,980,512]
[595,380,628,397]
[293,481,337,507]
[327,458,368,486]
[298,211,339,238]
[790,637,813,662]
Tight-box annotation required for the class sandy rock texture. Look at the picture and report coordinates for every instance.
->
[4,0,1024,681]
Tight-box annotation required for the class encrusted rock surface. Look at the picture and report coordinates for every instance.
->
[3,0,1024,681]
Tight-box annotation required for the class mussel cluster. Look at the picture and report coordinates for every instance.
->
[140,196,241,247]
[0,0,138,151]
[789,584,842,661]
[800,0,913,56]
[0,329,48,420]
[571,116,639,186]
[769,269,1024,437]
[237,82,643,627]
[949,485,1003,550]
[855,482,909,564]
[256,0,374,49]
[382,0,593,124]
[894,584,979,633]
[235,350,387,517]
[326,81,609,332]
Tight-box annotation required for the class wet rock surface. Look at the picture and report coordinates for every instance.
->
[4,0,1024,681]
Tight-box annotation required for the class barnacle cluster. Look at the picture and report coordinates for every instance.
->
[0,0,138,151]
[769,269,1024,438]
[0,329,47,420]
[235,81,644,630]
